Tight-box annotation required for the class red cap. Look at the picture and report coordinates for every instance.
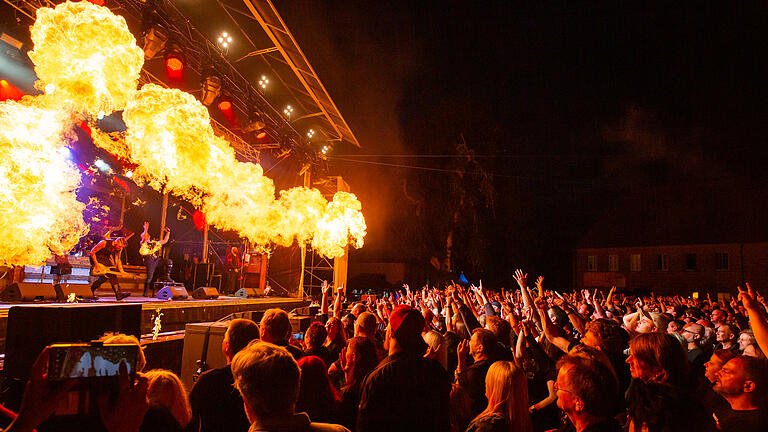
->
[389,305,427,352]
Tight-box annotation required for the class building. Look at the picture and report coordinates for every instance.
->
[574,180,768,297]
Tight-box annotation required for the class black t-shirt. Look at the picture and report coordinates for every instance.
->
[189,365,250,432]
[714,405,768,432]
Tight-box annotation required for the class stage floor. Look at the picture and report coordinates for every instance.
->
[0,295,309,353]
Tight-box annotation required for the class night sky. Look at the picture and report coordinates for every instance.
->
[275,1,768,288]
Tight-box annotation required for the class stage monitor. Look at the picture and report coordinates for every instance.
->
[4,303,142,380]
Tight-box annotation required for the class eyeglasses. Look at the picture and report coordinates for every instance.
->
[553,380,575,395]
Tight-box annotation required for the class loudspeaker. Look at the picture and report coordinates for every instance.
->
[234,287,259,298]
[156,284,189,300]
[192,287,219,299]
[0,283,58,302]
[53,284,95,301]
[192,262,214,289]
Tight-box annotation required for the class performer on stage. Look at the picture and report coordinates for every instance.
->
[89,236,131,300]
[50,253,72,287]
[224,247,242,295]
[140,221,171,297]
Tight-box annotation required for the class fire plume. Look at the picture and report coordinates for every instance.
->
[29,1,144,116]
[0,98,87,265]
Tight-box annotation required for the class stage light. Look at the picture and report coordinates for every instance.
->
[125,170,133,178]
[44,83,55,94]
[256,131,268,139]
[57,146,72,159]
[307,129,315,139]
[97,111,105,120]
[258,75,269,89]
[218,99,232,112]
[142,26,168,61]
[243,111,266,135]
[200,74,222,106]
[283,105,294,117]
[217,31,233,50]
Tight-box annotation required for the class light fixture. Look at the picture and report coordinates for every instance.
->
[142,26,168,60]
[44,83,55,94]
[243,111,267,137]
[258,75,269,89]
[164,48,184,80]
[306,129,315,139]
[283,105,294,117]
[97,111,105,120]
[200,73,222,106]
[217,31,233,50]
[125,170,133,178]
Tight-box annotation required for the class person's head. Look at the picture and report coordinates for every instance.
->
[144,369,192,428]
[470,328,498,362]
[325,316,347,346]
[303,322,327,351]
[714,356,768,406]
[385,305,427,354]
[666,319,685,334]
[422,330,448,370]
[100,333,146,372]
[341,313,356,338]
[627,380,709,432]
[582,318,627,356]
[716,323,738,345]
[578,303,594,318]
[711,308,726,325]
[476,361,532,432]
[223,318,260,362]
[354,312,377,338]
[626,333,689,386]
[556,353,619,421]
[547,306,569,328]
[232,341,300,421]
[704,350,737,383]
[681,323,704,345]
[343,336,379,389]
[743,344,766,359]
[259,309,292,344]
[112,237,127,249]
[738,330,757,351]
[295,356,336,422]
[351,302,366,317]
[485,316,511,347]
[637,312,670,334]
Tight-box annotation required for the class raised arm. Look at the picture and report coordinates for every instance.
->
[739,283,768,355]
[535,296,571,353]
[333,284,344,319]
[320,280,330,316]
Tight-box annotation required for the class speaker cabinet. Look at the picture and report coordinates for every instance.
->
[1,283,57,302]
[156,284,189,300]
[53,284,95,301]
[191,286,219,299]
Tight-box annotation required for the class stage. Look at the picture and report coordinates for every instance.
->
[0,294,309,354]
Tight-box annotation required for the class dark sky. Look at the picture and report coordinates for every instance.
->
[271,1,768,285]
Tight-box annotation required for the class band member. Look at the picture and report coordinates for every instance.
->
[140,221,171,297]
[89,236,131,300]
[50,254,72,287]
[224,247,242,295]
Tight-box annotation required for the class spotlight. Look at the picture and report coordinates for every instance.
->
[307,129,315,139]
[165,48,184,80]
[258,75,269,89]
[142,26,168,61]
[94,159,111,172]
[97,111,105,120]
[319,142,334,156]
[200,73,222,106]
[218,98,232,113]
[57,146,72,159]
[283,105,294,117]
[44,83,55,94]
[243,112,266,136]
[217,31,233,51]
[125,170,133,178]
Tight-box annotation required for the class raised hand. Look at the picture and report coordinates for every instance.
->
[535,276,544,297]
[98,362,149,432]
[534,296,548,311]
[738,283,760,311]
[424,342,442,361]
[321,280,330,296]
[457,339,470,360]
[514,269,528,289]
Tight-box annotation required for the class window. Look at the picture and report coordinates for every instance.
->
[608,255,619,272]
[656,254,669,271]
[587,255,597,272]
[630,254,641,272]
[685,253,697,270]
[715,253,729,271]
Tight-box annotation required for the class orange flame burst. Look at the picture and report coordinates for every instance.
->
[0,97,87,265]
[28,1,144,116]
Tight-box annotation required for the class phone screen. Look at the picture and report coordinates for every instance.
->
[292,333,304,341]
[47,344,139,381]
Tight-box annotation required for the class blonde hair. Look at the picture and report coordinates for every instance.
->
[100,333,146,373]
[476,361,532,432]
[422,330,447,370]
[144,369,192,428]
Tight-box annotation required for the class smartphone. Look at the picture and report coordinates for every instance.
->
[47,343,139,381]
[292,333,304,341]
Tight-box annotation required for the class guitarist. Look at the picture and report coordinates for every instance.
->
[89,236,131,300]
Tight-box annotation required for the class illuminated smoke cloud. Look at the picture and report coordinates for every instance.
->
[0,98,87,265]
[28,1,144,116]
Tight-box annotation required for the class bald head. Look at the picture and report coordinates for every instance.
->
[355,312,377,338]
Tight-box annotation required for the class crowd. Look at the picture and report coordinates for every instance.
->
[3,272,768,432]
